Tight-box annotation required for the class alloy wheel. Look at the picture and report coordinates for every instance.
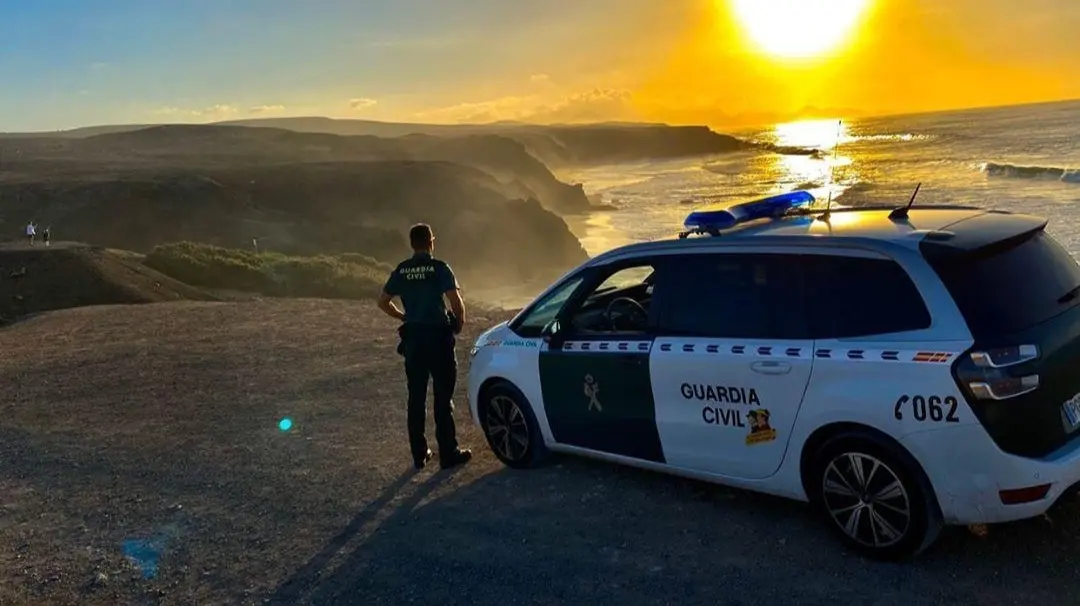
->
[485,395,530,461]
[821,452,912,548]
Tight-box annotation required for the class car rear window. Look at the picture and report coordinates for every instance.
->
[926,230,1080,338]
[804,255,932,338]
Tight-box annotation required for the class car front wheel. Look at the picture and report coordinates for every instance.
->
[479,382,548,469]
[809,433,942,561]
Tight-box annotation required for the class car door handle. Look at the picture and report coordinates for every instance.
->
[750,361,792,375]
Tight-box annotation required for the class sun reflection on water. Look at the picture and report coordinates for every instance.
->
[773,118,853,150]
[768,118,861,203]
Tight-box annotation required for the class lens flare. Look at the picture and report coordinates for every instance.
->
[278,417,293,431]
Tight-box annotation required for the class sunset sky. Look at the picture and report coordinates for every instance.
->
[1,0,1077,132]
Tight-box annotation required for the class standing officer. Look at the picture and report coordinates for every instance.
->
[378,223,472,471]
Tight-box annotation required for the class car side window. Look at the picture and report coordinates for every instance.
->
[659,253,809,339]
[566,262,658,335]
[512,276,585,336]
[804,254,931,338]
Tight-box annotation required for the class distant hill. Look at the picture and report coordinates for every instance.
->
[0,159,589,289]
[0,119,804,292]
[215,116,668,138]
[0,123,165,139]
[218,117,757,169]
[0,124,591,214]
[0,244,215,322]
[1,117,782,170]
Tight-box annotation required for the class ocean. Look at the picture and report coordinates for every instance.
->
[561,99,1080,262]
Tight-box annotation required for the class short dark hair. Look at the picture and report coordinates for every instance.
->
[409,223,434,249]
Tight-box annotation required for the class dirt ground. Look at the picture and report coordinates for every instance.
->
[3,300,1080,605]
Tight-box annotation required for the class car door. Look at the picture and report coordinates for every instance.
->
[539,258,669,464]
[649,251,815,480]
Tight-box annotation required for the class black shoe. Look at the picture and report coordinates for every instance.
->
[414,449,433,471]
[439,448,472,470]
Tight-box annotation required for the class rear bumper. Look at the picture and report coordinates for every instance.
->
[901,424,1080,524]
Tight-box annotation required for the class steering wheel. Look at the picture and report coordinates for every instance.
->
[604,297,648,331]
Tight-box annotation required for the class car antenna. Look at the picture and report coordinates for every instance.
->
[889,182,922,220]
[819,119,843,222]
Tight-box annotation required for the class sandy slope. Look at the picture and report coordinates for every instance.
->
[2,300,1080,605]
[0,243,214,322]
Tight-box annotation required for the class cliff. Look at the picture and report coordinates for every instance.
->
[0,125,592,214]
[0,161,588,288]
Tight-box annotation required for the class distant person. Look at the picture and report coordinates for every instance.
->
[43,226,51,247]
[377,223,472,471]
[25,222,35,246]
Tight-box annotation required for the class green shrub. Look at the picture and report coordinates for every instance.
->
[145,242,392,300]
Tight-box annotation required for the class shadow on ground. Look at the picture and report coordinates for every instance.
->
[267,454,1080,606]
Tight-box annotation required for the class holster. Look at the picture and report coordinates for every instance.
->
[396,322,455,358]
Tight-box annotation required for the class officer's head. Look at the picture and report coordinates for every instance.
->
[409,223,435,253]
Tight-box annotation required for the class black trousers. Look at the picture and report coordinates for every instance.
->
[399,324,459,460]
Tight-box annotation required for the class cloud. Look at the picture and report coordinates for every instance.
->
[415,88,639,124]
[348,97,378,110]
[147,104,240,120]
[90,62,109,71]
[527,88,637,123]
[414,95,533,123]
[249,104,286,114]
[529,73,551,83]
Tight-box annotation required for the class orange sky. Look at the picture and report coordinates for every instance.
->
[3,0,1078,131]
[630,0,1080,126]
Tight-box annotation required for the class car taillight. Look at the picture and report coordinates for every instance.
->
[955,344,1041,401]
[969,344,1039,368]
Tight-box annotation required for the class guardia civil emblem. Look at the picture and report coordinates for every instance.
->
[583,374,601,412]
[745,408,778,445]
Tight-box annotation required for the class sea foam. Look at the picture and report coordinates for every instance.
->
[982,161,1080,184]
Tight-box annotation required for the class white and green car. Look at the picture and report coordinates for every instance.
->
[467,191,1080,560]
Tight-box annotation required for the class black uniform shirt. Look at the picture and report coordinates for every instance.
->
[383,252,459,326]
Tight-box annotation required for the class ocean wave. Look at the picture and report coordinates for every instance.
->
[702,162,746,176]
[982,162,1080,184]
[829,181,879,204]
[850,133,932,143]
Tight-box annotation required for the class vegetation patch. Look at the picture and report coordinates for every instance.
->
[145,242,393,300]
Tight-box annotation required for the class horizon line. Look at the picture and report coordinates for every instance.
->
[2,96,1077,138]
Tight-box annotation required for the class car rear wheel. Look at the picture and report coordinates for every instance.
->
[809,433,942,561]
[479,382,548,469]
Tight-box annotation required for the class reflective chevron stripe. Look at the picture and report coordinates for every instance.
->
[651,339,959,364]
[561,340,653,353]
[815,348,958,363]
[555,338,957,364]
[655,339,811,359]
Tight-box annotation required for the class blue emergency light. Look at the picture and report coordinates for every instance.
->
[682,190,816,234]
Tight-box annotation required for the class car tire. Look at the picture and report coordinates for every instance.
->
[478,381,549,469]
[808,431,943,561]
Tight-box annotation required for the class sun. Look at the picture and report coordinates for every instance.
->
[729,0,871,60]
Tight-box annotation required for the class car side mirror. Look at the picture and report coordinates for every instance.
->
[542,319,566,349]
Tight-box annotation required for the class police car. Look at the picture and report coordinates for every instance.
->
[466,190,1080,560]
